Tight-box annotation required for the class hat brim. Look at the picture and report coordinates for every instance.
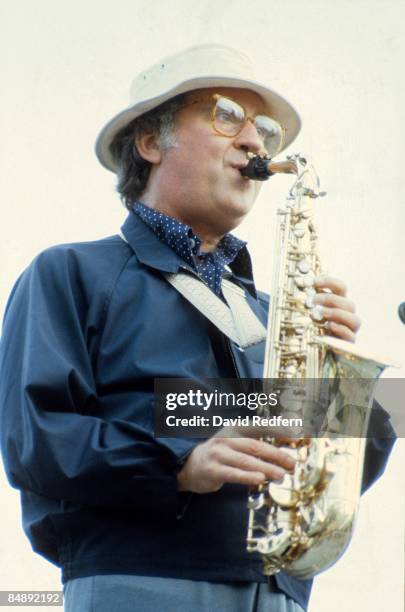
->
[95,75,301,173]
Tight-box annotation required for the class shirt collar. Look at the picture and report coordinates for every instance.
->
[120,206,257,298]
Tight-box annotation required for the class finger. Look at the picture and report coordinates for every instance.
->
[211,445,293,480]
[313,292,356,313]
[325,321,356,342]
[318,307,361,333]
[212,465,268,487]
[211,455,287,483]
[227,453,288,481]
[314,275,347,297]
[214,438,296,470]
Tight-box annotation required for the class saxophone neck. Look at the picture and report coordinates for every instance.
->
[267,159,298,175]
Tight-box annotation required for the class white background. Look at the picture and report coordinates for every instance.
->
[1,1,404,611]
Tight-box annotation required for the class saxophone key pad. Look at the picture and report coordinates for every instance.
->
[297,259,312,274]
[269,476,299,508]
[310,305,324,322]
[302,273,315,288]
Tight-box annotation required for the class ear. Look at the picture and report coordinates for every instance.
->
[135,132,162,165]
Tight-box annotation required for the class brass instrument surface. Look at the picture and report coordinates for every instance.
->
[247,155,388,579]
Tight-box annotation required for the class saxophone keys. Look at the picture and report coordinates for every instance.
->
[283,363,299,376]
[247,491,266,510]
[310,305,325,322]
[302,273,315,287]
[293,227,306,238]
[297,259,312,274]
[291,314,311,327]
[286,338,301,352]
[295,273,315,289]
[269,476,299,508]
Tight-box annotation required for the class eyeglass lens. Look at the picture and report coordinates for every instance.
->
[213,96,284,157]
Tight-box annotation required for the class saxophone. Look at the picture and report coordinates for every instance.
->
[242,154,388,579]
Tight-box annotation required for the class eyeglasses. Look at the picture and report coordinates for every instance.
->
[178,94,285,158]
[212,95,285,157]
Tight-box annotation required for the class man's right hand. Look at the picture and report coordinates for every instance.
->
[177,435,297,494]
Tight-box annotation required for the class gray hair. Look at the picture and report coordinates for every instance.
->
[109,94,185,210]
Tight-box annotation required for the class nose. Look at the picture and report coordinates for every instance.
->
[233,119,265,155]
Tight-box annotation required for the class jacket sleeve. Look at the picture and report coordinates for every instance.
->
[361,399,396,493]
[0,248,198,517]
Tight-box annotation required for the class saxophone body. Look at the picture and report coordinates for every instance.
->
[245,154,387,579]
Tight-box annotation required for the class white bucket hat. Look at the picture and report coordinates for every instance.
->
[95,44,301,173]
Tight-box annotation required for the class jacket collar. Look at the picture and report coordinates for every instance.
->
[121,211,194,274]
[120,211,257,298]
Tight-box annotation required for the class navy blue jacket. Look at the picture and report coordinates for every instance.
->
[0,212,395,611]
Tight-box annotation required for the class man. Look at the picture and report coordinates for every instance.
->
[0,44,394,612]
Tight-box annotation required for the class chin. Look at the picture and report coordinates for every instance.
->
[218,196,255,227]
[228,188,256,212]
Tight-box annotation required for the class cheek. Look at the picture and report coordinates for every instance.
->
[176,124,225,163]
[176,142,226,189]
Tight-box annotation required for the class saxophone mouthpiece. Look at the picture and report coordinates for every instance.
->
[240,155,298,181]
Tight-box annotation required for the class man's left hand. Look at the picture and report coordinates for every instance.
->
[313,275,361,343]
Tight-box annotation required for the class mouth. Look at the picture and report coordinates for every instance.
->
[230,162,251,181]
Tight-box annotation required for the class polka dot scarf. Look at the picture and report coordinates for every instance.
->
[133,201,246,296]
